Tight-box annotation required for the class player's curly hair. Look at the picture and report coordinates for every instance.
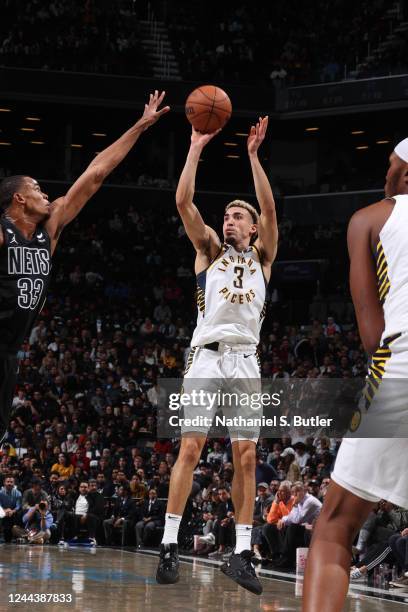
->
[225,199,259,224]
[0,175,27,212]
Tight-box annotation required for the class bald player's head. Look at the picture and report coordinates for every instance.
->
[385,138,408,197]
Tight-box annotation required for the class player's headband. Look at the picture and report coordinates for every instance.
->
[394,138,408,163]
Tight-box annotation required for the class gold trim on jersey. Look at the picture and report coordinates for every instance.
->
[251,243,268,289]
[375,240,391,305]
[206,244,228,273]
[363,333,401,409]
[196,285,205,313]
[184,346,198,376]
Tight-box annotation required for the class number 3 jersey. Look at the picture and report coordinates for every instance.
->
[0,217,51,355]
[190,243,267,346]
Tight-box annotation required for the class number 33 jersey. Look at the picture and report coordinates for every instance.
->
[191,243,267,346]
[0,217,51,355]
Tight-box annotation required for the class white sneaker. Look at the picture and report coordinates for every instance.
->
[350,567,363,581]
[58,540,65,547]
[199,533,215,545]
[89,538,97,547]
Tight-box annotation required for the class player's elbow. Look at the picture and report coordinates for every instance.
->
[175,195,191,211]
[92,165,106,184]
[362,337,380,357]
[360,329,382,356]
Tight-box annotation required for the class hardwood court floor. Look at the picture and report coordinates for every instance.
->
[0,544,407,611]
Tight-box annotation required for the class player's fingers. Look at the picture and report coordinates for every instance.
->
[157,106,170,116]
[158,91,166,104]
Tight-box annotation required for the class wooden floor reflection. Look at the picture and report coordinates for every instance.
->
[0,545,407,611]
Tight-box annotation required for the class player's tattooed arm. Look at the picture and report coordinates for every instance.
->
[348,207,384,356]
[45,91,170,253]
[176,127,221,259]
[248,116,278,266]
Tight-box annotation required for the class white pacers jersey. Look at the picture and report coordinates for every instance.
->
[190,243,267,346]
[377,194,408,342]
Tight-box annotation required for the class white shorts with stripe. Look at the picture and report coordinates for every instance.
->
[332,332,408,508]
[182,342,261,442]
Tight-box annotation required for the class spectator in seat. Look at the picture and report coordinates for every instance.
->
[251,482,273,561]
[95,473,115,497]
[66,481,102,545]
[294,442,310,471]
[50,483,75,544]
[280,447,301,483]
[134,488,163,548]
[263,480,294,560]
[22,477,49,510]
[256,449,279,484]
[0,475,22,542]
[13,499,53,544]
[207,441,225,465]
[103,484,134,545]
[130,474,147,501]
[274,481,322,570]
[208,487,235,559]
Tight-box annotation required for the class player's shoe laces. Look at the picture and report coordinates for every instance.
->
[156,543,180,584]
[220,549,263,595]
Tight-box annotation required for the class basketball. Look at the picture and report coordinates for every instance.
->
[185,85,232,133]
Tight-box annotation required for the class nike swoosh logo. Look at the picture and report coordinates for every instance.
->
[167,515,178,520]
[243,354,252,358]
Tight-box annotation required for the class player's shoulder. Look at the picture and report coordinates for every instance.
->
[348,198,393,228]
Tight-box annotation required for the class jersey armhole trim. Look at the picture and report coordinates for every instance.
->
[197,243,225,277]
[251,244,268,288]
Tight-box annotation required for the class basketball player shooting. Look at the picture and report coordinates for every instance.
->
[156,117,278,595]
[0,90,169,445]
[303,138,408,611]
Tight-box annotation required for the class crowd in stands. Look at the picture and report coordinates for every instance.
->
[0,198,406,578]
[1,0,407,85]
[0,0,151,76]
[165,0,406,85]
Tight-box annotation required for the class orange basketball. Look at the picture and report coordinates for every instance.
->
[185,85,232,133]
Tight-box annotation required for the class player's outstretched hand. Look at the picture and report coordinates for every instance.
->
[141,90,170,129]
[190,126,221,149]
[247,115,268,156]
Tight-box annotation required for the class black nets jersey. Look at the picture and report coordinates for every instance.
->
[0,217,51,355]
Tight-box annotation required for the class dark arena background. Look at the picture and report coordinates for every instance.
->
[0,1,408,610]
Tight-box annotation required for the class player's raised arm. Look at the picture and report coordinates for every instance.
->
[176,127,221,257]
[249,116,278,265]
[45,90,170,253]
[347,207,384,356]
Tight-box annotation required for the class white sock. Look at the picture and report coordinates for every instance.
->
[235,524,252,554]
[161,513,182,545]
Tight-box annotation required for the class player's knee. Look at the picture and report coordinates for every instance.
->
[179,439,203,466]
[234,443,256,472]
[317,500,360,537]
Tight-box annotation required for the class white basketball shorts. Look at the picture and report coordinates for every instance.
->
[181,342,261,443]
[332,332,408,508]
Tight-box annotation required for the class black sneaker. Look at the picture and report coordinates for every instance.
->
[220,550,262,595]
[156,543,179,584]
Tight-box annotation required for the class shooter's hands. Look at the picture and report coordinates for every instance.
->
[190,126,221,150]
